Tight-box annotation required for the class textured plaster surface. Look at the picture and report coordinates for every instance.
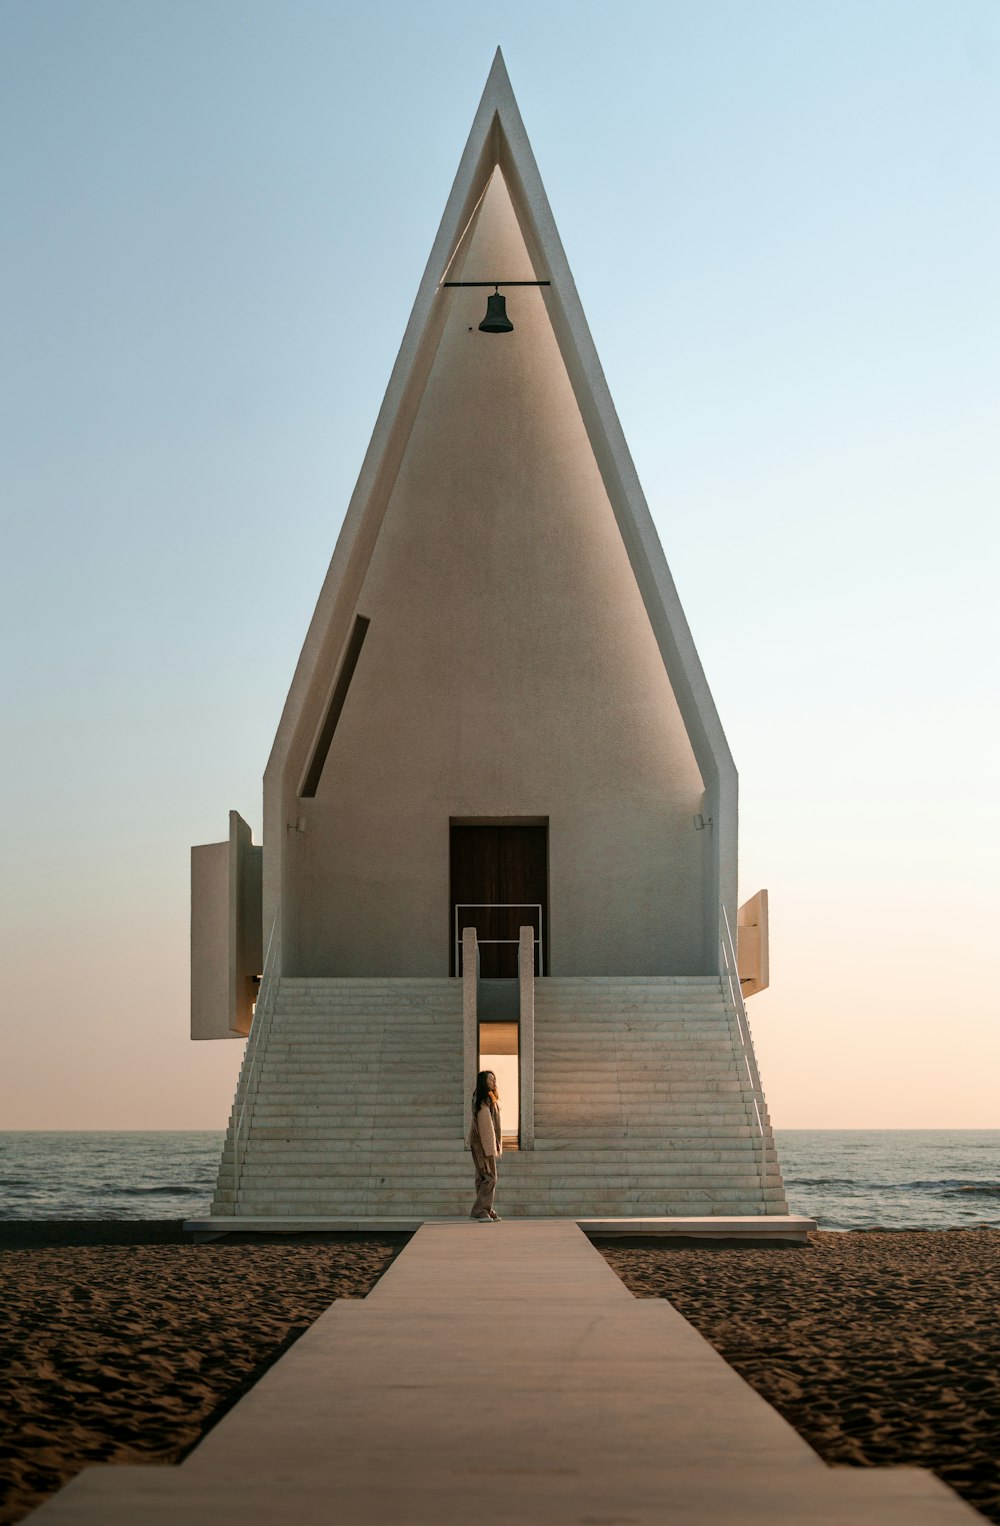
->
[285,169,706,978]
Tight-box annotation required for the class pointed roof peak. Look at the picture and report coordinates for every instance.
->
[489,45,510,79]
[479,46,517,120]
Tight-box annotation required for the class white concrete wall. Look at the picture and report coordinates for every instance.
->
[190,841,230,1039]
[190,814,263,1038]
[230,811,263,1036]
[280,171,710,977]
[738,888,769,997]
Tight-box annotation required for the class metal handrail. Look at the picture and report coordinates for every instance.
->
[720,902,771,1213]
[720,903,766,1137]
[454,903,543,976]
[231,912,280,1213]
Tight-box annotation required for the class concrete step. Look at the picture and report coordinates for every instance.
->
[535,1026,737,1037]
[261,1055,459,1067]
[537,1030,738,1043]
[537,1025,738,1037]
[229,1137,778,1158]
[535,1073,748,1087]
[538,1026,738,1037]
[273,990,462,1001]
[535,1103,761,1119]
[245,1115,763,1134]
[533,1124,765,1140]
[234,1122,773,1144]
[232,1157,777,1181]
[222,1160,779,1180]
[537,1092,757,1108]
[274,992,725,1005]
[247,1106,461,1118]
[256,1063,446,1075]
[273,995,462,1004]
[269,1018,460,1030]
[241,1126,464,1141]
[538,1052,740,1064]
[537,985,725,996]
[239,1151,772,1170]
[236,1150,776,1170]
[537,1002,733,1010]
[264,1037,458,1050]
[227,1191,786,1213]
[268,1011,459,1020]
[533,1121,764,1136]
[532,1125,765,1140]
[254,1081,748,1100]
[265,1032,739,1047]
[529,989,729,999]
[535,999,729,1011]
[274,992,459,1003]
[271,1001,462,1012]
[274,975,721,987]
[245,1100,462,1114]
[245,1110,763,1135]
[276,980,459,988]
[536,976,724,985]
[254,1080,460,1094]
[226,1179,788,1202]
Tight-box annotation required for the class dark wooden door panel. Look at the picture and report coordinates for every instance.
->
[450,824,547,977]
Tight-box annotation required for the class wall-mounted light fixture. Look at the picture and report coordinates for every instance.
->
[442,279,551,334]
[286,816,307,834]
[693,814,713,832]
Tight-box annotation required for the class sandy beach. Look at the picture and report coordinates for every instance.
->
[1,1224,997,1524]
[0,1222,405,1524]
[598,1228,1000,1525]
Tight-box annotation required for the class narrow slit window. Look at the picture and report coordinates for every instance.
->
[299,616,370,798]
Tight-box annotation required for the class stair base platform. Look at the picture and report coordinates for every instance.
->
[183,1213,816,1242]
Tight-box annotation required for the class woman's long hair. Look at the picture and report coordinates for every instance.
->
[471,1069,497,1117]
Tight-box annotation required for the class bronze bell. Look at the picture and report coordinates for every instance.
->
[479,287,513,333]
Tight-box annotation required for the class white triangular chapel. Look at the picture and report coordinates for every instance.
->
[191,53,791,1231]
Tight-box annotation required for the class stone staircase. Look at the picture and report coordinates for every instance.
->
[528,977,787,1215]
[211,975,787,1218]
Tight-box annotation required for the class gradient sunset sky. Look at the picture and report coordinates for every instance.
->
[2,0,998,1130]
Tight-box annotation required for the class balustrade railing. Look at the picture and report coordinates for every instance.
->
[720,902,771,1207]
[231,912,280,1212]
[454,903,543,976]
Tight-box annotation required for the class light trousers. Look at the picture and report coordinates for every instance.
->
[470,1139,498,1218]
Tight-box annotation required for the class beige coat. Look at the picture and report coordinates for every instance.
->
[469,1097,502,1157]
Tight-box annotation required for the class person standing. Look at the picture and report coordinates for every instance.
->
[468,1069,502,1221]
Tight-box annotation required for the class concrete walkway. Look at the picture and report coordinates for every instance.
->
[33,1222,981,1524]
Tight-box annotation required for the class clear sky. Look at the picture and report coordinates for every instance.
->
[2,0,998,1130]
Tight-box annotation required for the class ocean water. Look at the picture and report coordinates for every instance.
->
[0,1130,997,1229]
[0,1133,222,1221]
[775,1130,1000,1230]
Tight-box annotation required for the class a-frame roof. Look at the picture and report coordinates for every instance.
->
[266,49,736,905]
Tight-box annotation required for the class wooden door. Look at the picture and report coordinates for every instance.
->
[450,824,547,977]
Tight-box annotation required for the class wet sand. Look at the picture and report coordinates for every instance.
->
[1,1225,997,1525]
[0,1221,406,1524]
[597,1228,1000,1525]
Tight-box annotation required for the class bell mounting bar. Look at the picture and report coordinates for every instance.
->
[441,280,551,287]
